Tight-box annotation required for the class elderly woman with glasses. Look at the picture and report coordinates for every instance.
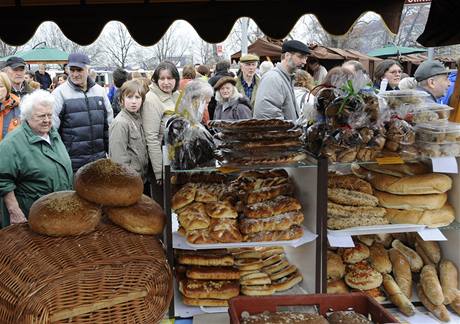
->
[373,59,403,91]
[0,89,73,227]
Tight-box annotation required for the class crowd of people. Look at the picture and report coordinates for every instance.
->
[0,38,457,228]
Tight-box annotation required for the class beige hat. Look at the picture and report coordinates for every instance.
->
[240,53,260,63]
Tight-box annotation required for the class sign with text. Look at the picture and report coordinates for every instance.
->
[405,0,431,4]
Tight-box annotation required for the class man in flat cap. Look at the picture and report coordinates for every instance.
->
[236,53,260,109]
[414,60,452,103]
[52,53,113,172]
[4,57,33,98]
[254,40,309,120]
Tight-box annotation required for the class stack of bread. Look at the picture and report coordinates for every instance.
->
[28,159,166,237]
[172,181,243,244]
[327,233,460,322]
[209,119,307,166]
[358,163,455,227]
[235,170,305,242]
[176,249,240,306]
[229,247,303,296]
[172,169,305,243]
[327,174,388,230]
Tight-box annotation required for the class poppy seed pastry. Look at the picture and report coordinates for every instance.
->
[104,195,166,235]
[29,191,101,236]
[75,158,143,206]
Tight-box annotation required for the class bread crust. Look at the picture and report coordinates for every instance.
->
[179,279,239,299]
[382,274,415,316]
[239,211,304,234]
[327,216,389,230]
[240,272,271,285]
[328,202,386,218]
[362,162,430,177]
[186,266,240,280]
[328,174,373,195]
[389,248,412,298]
[178,254,234,266]
[339,243,370,264]
[369,243,392,274]
[105,194,165,235]
[182,297,228,307]
[243,225,303,242]
[375,191,447,210]
[415,235,441,264]
[327,279,349,294]
[75,158,143,206]
[392,239,423,272]
[420,264,445,306]
[327,251,345,279]
[370,173,452,195]
[272,271,303,292]
[172,183,197,210]
[386,204,455,227]
[240,284,275,296]
[328,188,378,207]
[344,267,383,290]
[29,191,101,237]
[243,196,301,219]
[205,201,238,219]
[244,184,294,204]
[417,283,451,322]
[439,260,459,305]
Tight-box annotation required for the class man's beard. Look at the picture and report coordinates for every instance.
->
[287,58,298,74]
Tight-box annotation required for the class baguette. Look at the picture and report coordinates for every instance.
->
[449,290,460,316]
[420,265,445,306]
[328,174,373,195]
[415,243,435,267]
[369,243,392,274]
[382,274,415,316]
[439,259,459,305]
[392,240,423,272]
[386,204,455,228]
[417,283,450,322]
[415,235,441,264]
[374,190,447,210]
[370,173,452,195]
[389,248,412,298]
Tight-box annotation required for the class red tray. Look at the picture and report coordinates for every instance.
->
[228,293,399,324]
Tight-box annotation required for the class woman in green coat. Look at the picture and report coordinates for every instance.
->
[0,89,73,227]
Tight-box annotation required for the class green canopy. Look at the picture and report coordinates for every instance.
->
[1,47,69,64]
[367,45,427,58]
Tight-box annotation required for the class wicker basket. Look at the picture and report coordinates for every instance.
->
[0,223,173,323]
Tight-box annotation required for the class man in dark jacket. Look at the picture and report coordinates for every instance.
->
[414,60,452,103]
[34,64,52,90]
[52,53,113,172]
[4,56,33,98]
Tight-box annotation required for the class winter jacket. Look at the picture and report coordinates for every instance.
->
[0,94,20,141]
[11,81,33,98]
[254,64,299,120]
[0,122,73,227]
[416,86,437,103]
[35,71,52,90]
[109,109,148,181]
[235,73,260,108]
[141,82,179,181]
[440,71,457,105]
[52,78,113,172]
[214,89,252,120]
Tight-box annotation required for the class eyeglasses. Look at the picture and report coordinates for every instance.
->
[34,113,53,121]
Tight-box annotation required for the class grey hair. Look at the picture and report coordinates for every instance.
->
[259,61,274,76]
[183,79,213,101]
[20,89,55,121]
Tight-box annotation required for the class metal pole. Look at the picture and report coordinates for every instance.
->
[428,47,434,60]
[241,17,248,55]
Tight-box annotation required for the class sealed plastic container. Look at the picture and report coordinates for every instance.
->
[228,293,399,324]
[415,121,460,143]
[378,90,430,109]
[400,103,453,123]
[417,141,460,157]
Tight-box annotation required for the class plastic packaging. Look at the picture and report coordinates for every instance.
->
[164,86,216,170]
[415,121,460,143]
[394,103,453,123]
[378,89,430,109]
[417,141,460,158]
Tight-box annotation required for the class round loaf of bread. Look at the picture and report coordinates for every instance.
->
[75,158,143,206]
[105,195,166,235]
[327,279,349,294]
[327,251,345,279]
[339,243,370,264]
[345,267,383,290]
[29,191,101,236]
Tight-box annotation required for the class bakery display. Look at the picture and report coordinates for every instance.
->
[369,172,452,195]
[28,190,101,236]
[104,194,165,235]
[75,158,143,206]
[327,310,373,324]
[240,311,328,324]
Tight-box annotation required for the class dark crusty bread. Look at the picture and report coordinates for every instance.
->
[29,191,101,236]
[75,158,143,206]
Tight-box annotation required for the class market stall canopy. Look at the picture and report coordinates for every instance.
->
[231,38,282,62]
[1,47,69,64]
[0,0,405,46]
[367,45,427,58]
[418,0,460,47]
[395,53,456,66]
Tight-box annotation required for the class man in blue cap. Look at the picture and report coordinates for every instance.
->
[4,56,33,98]
[52,53,113,172]
[254,40,309,120]
[414,60,453,103]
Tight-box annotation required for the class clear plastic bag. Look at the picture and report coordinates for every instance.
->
[164,84,215,170]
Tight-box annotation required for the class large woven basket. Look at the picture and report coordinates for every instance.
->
[0,222,172,323]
